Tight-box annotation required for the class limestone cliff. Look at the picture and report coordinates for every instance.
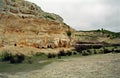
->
[0,0,74,49]
[0,0,63,22]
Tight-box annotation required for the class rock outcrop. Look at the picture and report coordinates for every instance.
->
[0,0,75,49]
[0,0,63,22]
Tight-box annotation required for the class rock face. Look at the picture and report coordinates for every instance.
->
[0,0,63,22]
[75,31,120,44]
[0,0,74,49]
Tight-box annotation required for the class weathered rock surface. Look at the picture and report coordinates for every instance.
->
[0,0,63,22]
[0,0,75,52]
[75,31,120,44]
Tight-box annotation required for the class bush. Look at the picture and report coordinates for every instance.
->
[114,49,120,53]
[66,51,72,56]
[94,49,97,54]
[58,50,66,56]
[73,51,77,55]
[44,15,55,20]
[86,50,92,55]
[92,45,103,49]
[82,51,90,56]
[57,53,61,59]
[47,53,56,58]
[27,57,33,64]
[1,50,25,64]
[103,48,112,54]
[75,44,103,52]
[67,30,72,38]
[10,56,18,64]
[47,53,52,58]
[10,53,25,64]
[76,50,82,54]
[100,50,104,54]
[52,54,56,58]
[16,53,25,63]
[1,50,13,62]
[57,50,67,59]
[112,48,115,52]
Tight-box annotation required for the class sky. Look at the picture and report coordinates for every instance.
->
[27,0,120,32]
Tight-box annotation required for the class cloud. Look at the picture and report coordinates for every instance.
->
[27,0,120,32]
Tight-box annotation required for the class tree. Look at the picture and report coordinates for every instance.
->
[67,30,72,39]
[66,30,72,47]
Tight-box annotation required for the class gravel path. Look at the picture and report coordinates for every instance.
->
[1,53,120,78]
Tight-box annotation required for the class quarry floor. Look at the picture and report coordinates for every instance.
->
[0,53,120,78]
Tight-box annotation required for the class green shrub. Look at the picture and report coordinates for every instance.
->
[67,30,72,37]
[16,53,25,63]
[44,15,55,20]
[27,57,33,64]
[103,48,112,54]
[10,53,25,64]
[10,56,18,64]
[86,49,92,55]
[1,50,25,64]
[66,50,72,56]
[58,50,66,56]
[57,53,61,59]
[1,50,12,62]
[73,51,78,55]
[94,49,97,54]
[82,51,90,56]
[47,53,56,58]
[114,49,120,53]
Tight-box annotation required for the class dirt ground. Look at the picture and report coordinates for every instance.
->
[1,53,120,78]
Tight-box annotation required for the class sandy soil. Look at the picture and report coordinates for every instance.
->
[1,53,120,78]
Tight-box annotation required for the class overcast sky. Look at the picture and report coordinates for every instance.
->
[27,0,120,32]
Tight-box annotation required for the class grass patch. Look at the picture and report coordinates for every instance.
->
[0,61,51,73]
[0,52,56,73]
